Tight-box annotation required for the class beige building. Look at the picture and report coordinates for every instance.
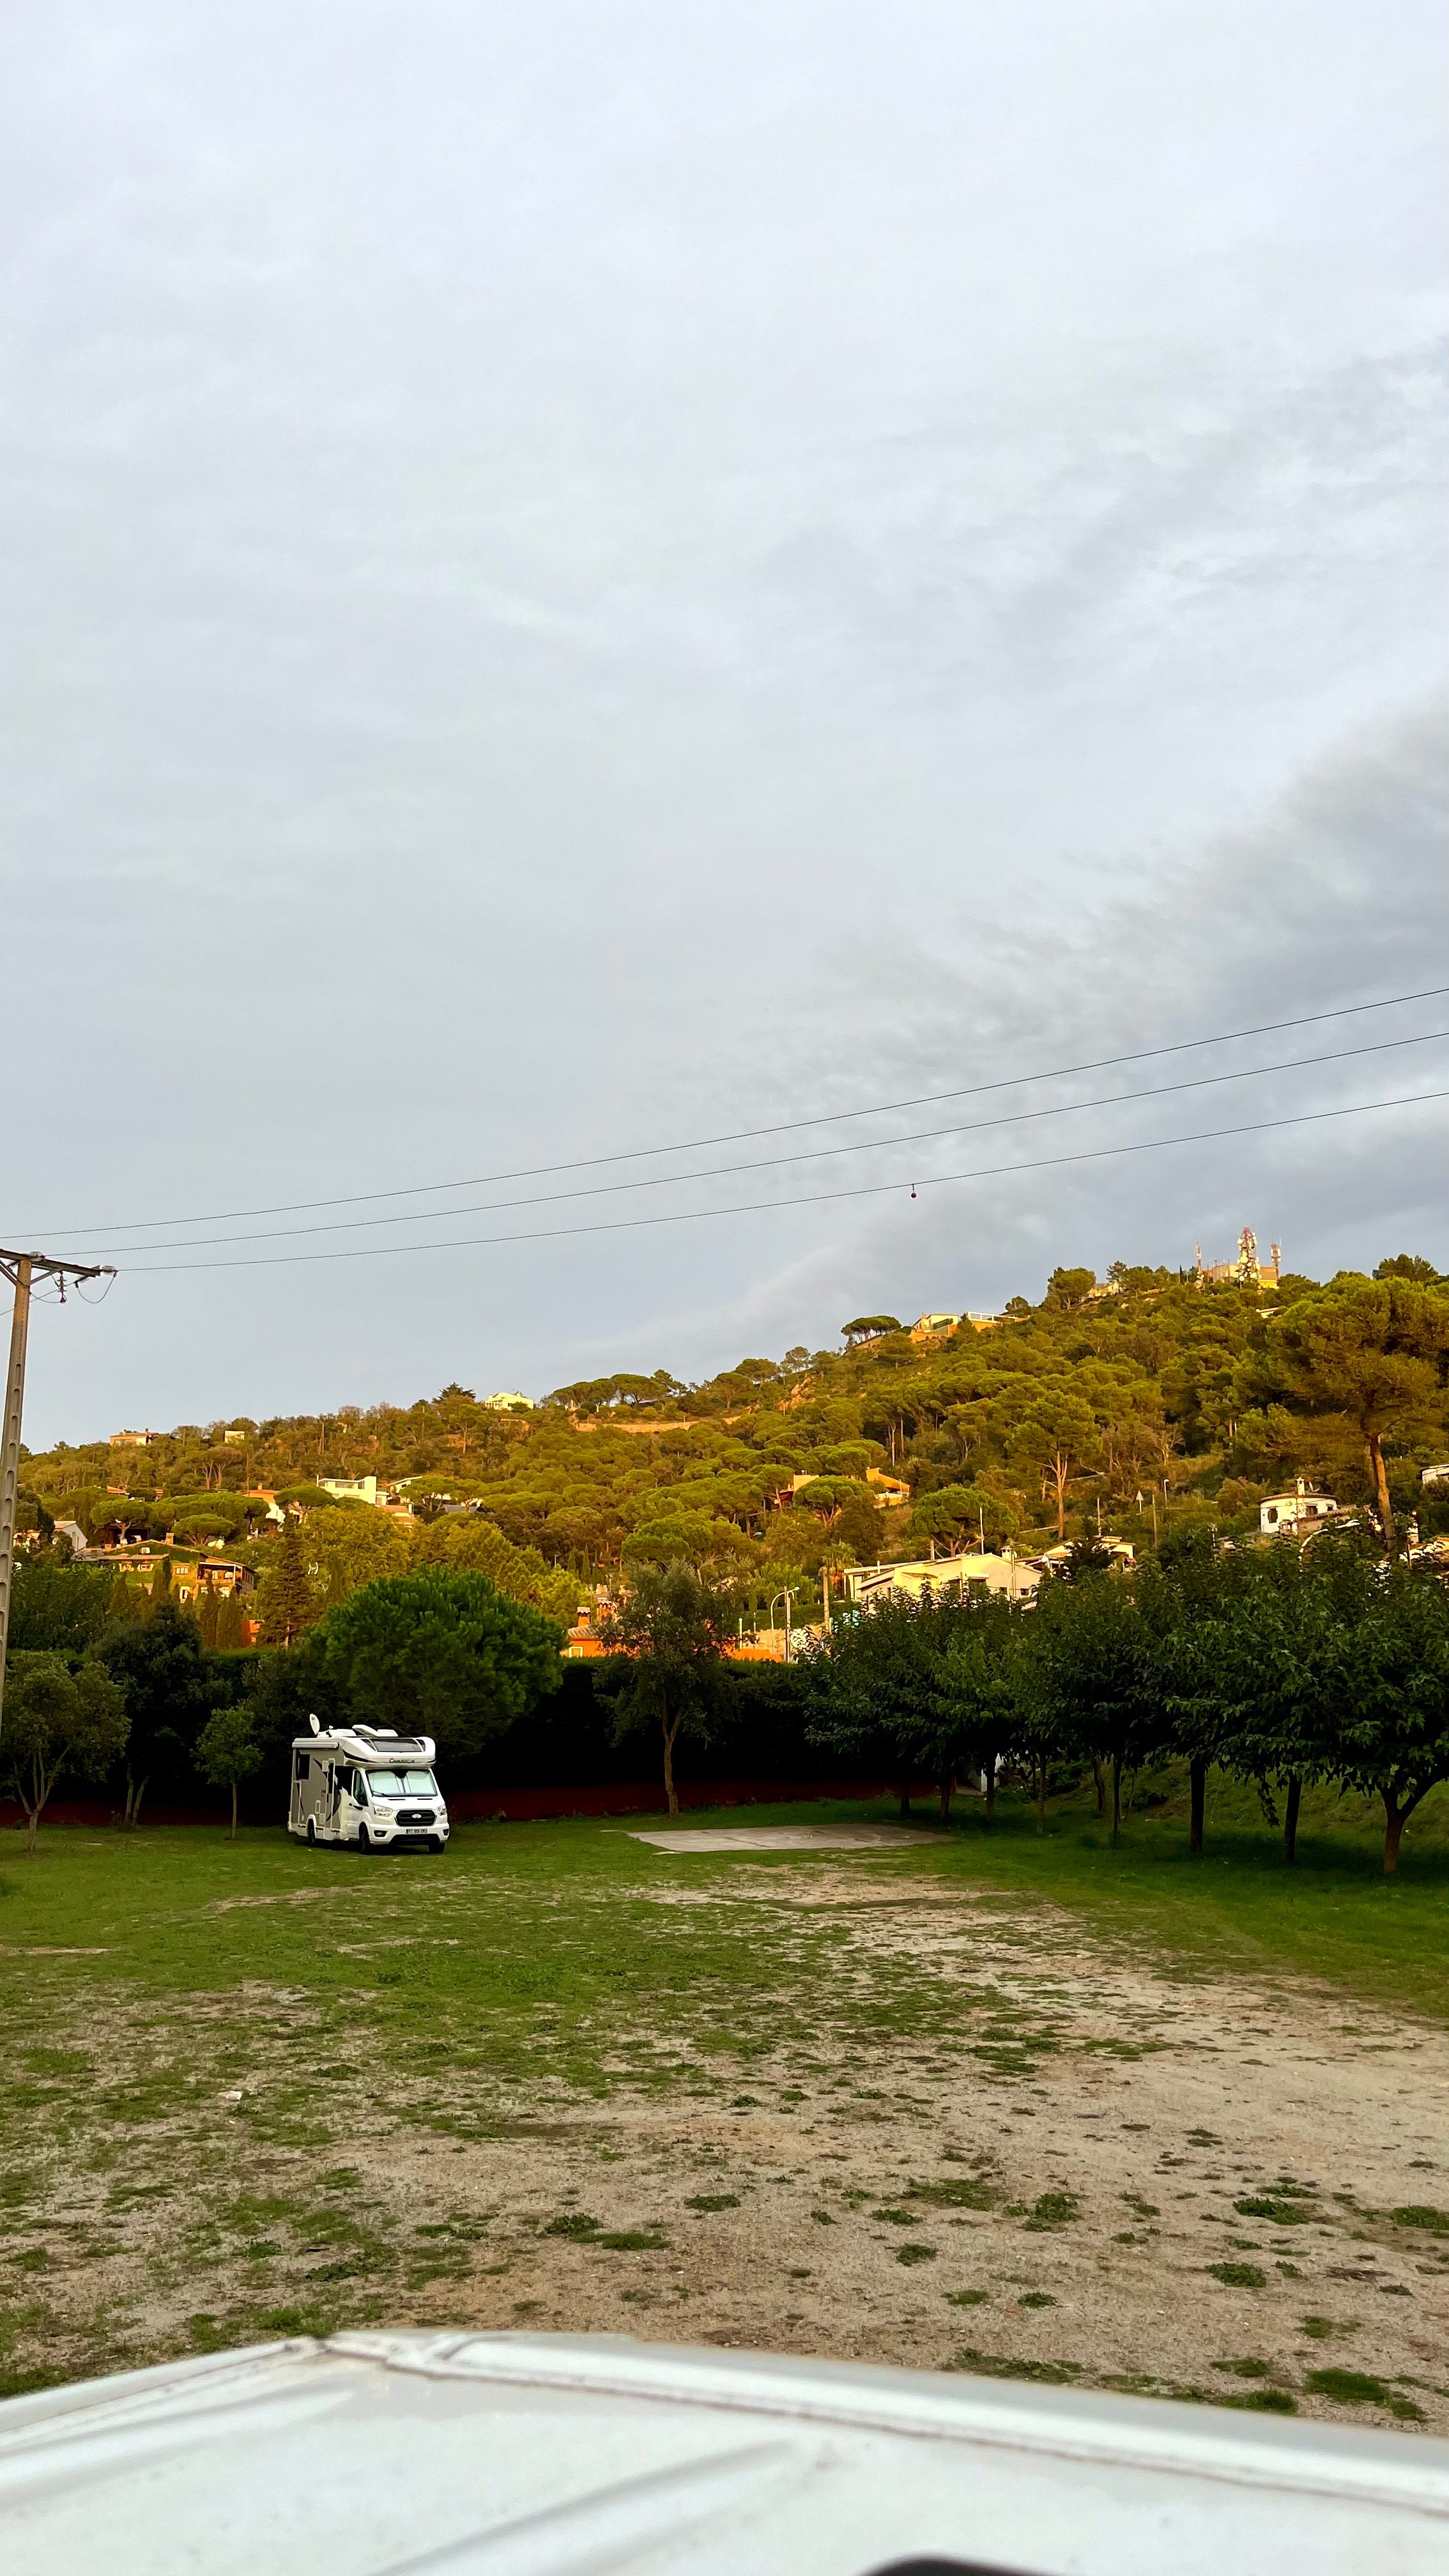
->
[1259,1482,1338,1535]
[843,1551,1041,1606]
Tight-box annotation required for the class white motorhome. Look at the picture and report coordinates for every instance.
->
[289,1719,450,1853]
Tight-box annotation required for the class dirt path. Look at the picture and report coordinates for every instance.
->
[10,1866,1449,2430]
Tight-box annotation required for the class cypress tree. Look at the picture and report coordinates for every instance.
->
[107,1571,143,1629]
[215,1593,247,1651]
[258,1522,315,1648]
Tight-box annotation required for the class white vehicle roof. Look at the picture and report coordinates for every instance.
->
[0,2330,1445,2576]
[291,1722,436,1765]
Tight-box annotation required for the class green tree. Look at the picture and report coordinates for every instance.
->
[908,1483,1018,1552]
[8,1549,113,1654]
[1046,1268,1097,1308]
[170,1510,233,1546]
[304,1503,410,1606]
[596,1563,733,1816]
[623,1512,718,1572]
[241,1637,336,1777]
[841,1316,902,1344]
[807,1593,957,1819]
[1237,1278,1449,1547]
[1330,1560,1449,1874]
[215,1593,249,1650]
[195,1703,263,1838]
[105,1572,146,1630]
[931,1593,1025,1820]
[411,1510,578,1621]
[2,1653,128,1853]
[1374,1254,1441,1284]
[256,1522,318,1646]
[97,1602,223,1824]
[792,1476,867,1526]
[829,1488,888,1568]
[15,1488,54,1544]
[1026,1570,1157,1844]
[1138,1529,1255,1854]
[315,1567,562,1763]
[1209,1539,1363,1866]
[1009,1393,1101,1541]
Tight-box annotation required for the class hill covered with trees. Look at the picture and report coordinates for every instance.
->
[20,1253,1449,1633]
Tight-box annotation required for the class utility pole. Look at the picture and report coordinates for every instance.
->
[0,1248,114,1748]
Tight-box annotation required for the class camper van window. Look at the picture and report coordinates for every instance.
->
[366,1767,438,1798]
[294,1753,309,1781]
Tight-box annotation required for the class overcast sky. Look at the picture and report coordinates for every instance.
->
[5,0,1447,1445]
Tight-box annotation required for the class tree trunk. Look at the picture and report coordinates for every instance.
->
[1283,1774,1301,1867]
[230,1782,238,1841]
[1188,1758,1206,1855]
[937,1777,953,1821]
[985,1763,997,1825]
[662,1715,680,1819]
[132,1776,149,1828]
[898,1780,912,1820]
[25,1804,39,1856]
[1383,1798,1406,1876]
[1055,1463,1067,1542]
[1035,1759,1046,1836]
[1365,1429,1396,1551]
[1091,1754,1105,1818]
[1110,1750,1123,1848]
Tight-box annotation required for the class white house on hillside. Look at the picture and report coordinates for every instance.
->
[844,1552,1041,1606]
[1259,1481,1338,1535]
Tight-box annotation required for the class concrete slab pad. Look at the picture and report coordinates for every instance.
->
[625,1823,949,1853]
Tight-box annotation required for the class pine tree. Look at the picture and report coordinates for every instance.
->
[146,1556,172,1618]
[257,1522,316,1648]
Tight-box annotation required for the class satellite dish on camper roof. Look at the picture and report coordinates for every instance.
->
[308,1715,321,1735]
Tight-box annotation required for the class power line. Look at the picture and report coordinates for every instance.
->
[36,981,1449,1239]
[73,1023,1449,1255]
[117,1084,1449,1275]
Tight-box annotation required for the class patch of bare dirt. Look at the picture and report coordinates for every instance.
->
[205,1888,365,1913]
[8,1878,1449,2434]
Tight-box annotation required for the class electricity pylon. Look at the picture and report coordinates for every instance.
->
[0,1249,114,1746]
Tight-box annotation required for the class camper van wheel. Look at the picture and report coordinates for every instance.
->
[426,1836,445,1855]
[305,1818,316,1846]
[357,1825,371,1853]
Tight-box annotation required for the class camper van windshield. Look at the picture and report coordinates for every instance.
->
[365,1768,437,1798]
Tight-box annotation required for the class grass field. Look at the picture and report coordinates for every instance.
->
[3,1776,1448,2429]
